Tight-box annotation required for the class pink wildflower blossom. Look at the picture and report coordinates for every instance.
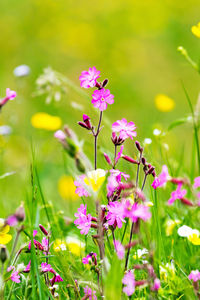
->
[41,262,52,272]
[114,240,125,260]
[23,261,31,273]
[106,201,126,228]
[0,89,17,107]
[110,169,130,183]
[33,230,38,237]
[42,237,49,252]
[194,176,200,189]
[115,145,124,164]
[54,130,66,141]
[168,183,187,205]
[151,278,161,291]
[152,165,169,189]
[74,204,92,235]
[74,175,90,197]
[106,174,119,198]
[91,88,114,111]
[112,119,137,140]
[188,270,200,282]
[7,266,20,283]
[122,270,135,296]
[82,252,97,265]
[83,286,97,300]
[123,201,151,222]
[79,67,100,88]
[6,215,18,227]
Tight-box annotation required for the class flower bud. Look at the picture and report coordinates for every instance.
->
[104,153,112,165]
[15,204,25,222]
[78,121,89,129]
[141,157,146,165]
[122,155,138,164]
[135,141,143,153]
[0,246,8,263]
[39,224,48,236]
[82,114,92,130]
[147,166,155,175]
[180,198,193,206]
[102,79,108,87]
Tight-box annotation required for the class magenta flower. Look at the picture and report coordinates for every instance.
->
[82,252,97,265]
[188,270,200,282]
[23,261,31,273]
[0,88,17,107]
[110,169,130,183]
[106,201,126,228]
[7,266,20,283]
[114,240,125,260]
[74,204,92,235]
[6,215,18,227]
[122,270,135,296]
[83,286,97,300]
[42,237,49,252]
[33,230,38,237]
[168,183,187,205]
[41,262,52,272]
[106,174,119,198]
[151,278,161,291]
[194,176,200,189]
[152,165,169,189]
[112,119,137,140]
[91,88,114,111]
[130,203,151,222]
[74,175,90,197]
[50,272,63,285]
[79,67,100,88]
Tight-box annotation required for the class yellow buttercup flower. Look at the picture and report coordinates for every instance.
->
[31,112,62,130]
[58,175,79,201]
[188,233,200,245]
[84,169,106,192]
[165,219,181,236]
[155,94,175,112]
[66,236,85,256]
[53,239,67,252]
[191,23,200,38]
[0,222,12,245]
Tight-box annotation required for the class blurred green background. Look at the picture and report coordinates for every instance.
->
[0,0,200,216]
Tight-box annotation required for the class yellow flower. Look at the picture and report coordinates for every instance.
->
[165,219,181,236]
[84,169,106,192]
[58,175,79,201]
[0,223,12,245]
[191,23,200,38]
[188,233,200,245]
[155,94,175,112]
[66,236,85,256]
[53,239,67,252]
[31,112,62,130]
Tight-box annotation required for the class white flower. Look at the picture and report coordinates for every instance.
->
[144,138,152,145]
[177,225,199,238]
[13,65,30,77]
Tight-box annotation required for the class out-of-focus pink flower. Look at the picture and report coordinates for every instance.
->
[74,204,92,235]
[194,177,200,189]
[168,183,187,205]
[74,175,90,197]
[83,286,97,300]
[122,270,135,296]
[6,215,18,227]
[41,262,52,272]
[106,174,119,198]
[33,230,38,237]
[152,165,169,189]
[0,88,17,107]
[82,252,97,265]
[188,270,200,282]
[7,266,20,283]
[110,169,130,183]
[114,240,125,259]
[50,272,63,285]
[23,261,31,273]
[79,67,100,88]
[112,119,137,140]
[115,145,124,164]
[106,201,126,228]
[123,200,151,222]
[91,88,114,111]
[54,130,66,141]
[42,237,49,252]
[151,278,161,291]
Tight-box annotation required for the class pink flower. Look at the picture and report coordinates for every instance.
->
[82,252,97,265]
[23,261,31,273]
[6,215,18,227]
[42,237,49,252]
[74,175,90,197]
[151,278,161,291]
[79,67,100,88]
[54,130,66,141]
[41,262,52,272]
[6,88,17,100]
[107,174,119,198]
[110,169,130,183]
[74,204,92,235]
[168,183,187,205]
[115,145,124,164]
[33,230,38,237]
[122,270,135,296]
[91,88,114,111]
[123,201,151,222]
[7,266,20,283]
[194,177,200,189]
[83,286,97,300]
[112,119,137,140]
[50,272,63,285]
[188,270,200,282]
[152,165,169,189]
[114,240,125,260]
[106,201,126,228]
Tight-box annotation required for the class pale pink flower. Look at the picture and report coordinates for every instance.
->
[112,119,137,140]
[54,130,66,141]
[152,165,169,189]
[79,67,100,88]
[6,215,18,227]
[42,237,49,252]
[83,286,97,300]
[106,201,126,228]
[91,88,114,111]
[122,270,135,296]
[188,270,200,282]
[106,174,119,198]
[168,183,187,205]
[194,176,200,189]
[114,240,125,260]
[123,200,151,222]
[41,262,52,272]
[6,88,17,100]
[82,252,97,265]
[110,169,130,183]
[7,266,20,283]
[74,204,92,235]
[151,278,161,291]
[74,175,90,197]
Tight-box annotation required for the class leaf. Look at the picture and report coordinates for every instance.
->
[167,117,189,131]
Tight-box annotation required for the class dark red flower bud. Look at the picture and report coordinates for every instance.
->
[148,166,155,175]
[122,155,138,164]
[141,157,146,165]
[15,205,25,222]
[82,114,92,129]
[78,121,89,130]
[39,224,48,236]
[152,170,156,178]
[102,79,108,87]
[104,153,112,165]
[135,141,143,152]
[95,82,101,89]
[180,198,193,206]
